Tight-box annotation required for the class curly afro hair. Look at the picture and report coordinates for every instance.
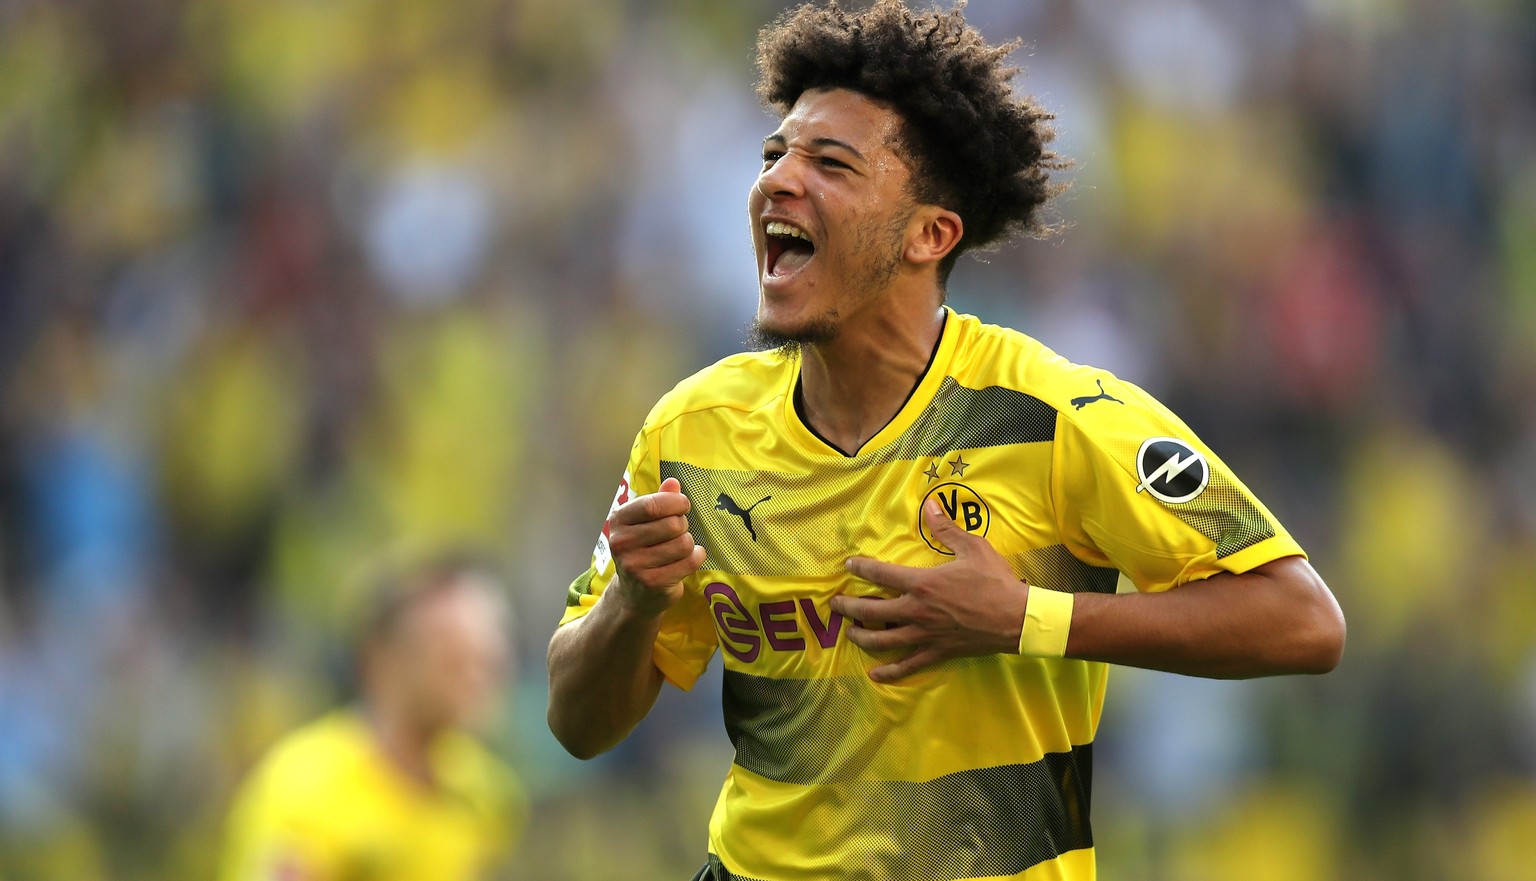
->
[756,0,1066,280]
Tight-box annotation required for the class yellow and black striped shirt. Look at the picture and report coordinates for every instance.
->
[562,309,1304,881]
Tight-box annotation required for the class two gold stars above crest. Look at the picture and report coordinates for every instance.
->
[922,453,969,482]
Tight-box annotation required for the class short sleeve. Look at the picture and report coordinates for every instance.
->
[559,427,656,625]
[1050,377,1306,593]
[557,422,719,690]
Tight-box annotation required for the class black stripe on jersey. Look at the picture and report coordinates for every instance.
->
[1166,469,1277,559]
[725,672,870,785]
[659,379,1058,577]
[662,461,845,577]
[1013,544,1121,594]
[875,378,1057,463]
[719,668,1094,878]
[707,759,1093,881]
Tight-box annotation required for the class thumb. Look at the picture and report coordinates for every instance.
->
[923,498,976,555]
[659,476,682,494]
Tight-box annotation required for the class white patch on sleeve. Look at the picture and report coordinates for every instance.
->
[592,470,633,578]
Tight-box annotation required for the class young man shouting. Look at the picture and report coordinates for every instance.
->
[548,3,1345,879]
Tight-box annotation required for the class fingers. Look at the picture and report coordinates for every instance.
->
[845,500,984,586]
[607,477,697,558]
[631,539,706,590]
[868,648,944,683]
[830,593,907,626]
[609,513,693,551]
[619,530,700,575]
[607,479,706,600]
[834,600,936,682]
[843,613,948,683]
[845,622,922,653]
[610,480,692,526]
[844,556,920,592]
[922,498,980,555]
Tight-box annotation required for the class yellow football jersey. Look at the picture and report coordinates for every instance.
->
[562,309,1304,881]
[218,709,526,881]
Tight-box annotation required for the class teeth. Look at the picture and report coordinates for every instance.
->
[765,221,811,242]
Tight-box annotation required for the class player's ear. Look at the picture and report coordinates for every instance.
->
[904,206,963,267]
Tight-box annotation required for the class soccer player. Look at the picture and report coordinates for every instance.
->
[547,3,1346,880]
[220,555,526,881]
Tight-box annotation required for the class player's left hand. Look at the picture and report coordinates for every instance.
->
[837,499,1030,683]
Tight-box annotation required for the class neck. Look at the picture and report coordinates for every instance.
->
[366,701,440,788]
[798,302,946,455]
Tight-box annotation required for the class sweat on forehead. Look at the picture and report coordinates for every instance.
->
[767,88,907,161]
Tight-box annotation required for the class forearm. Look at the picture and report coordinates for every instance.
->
[546,583,668,759]
[1063,556,1345,678]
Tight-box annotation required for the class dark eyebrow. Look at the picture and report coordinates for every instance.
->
[761,134,867,164]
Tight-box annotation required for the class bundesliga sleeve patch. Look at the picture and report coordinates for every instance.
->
[592,470,634,577]
[1134,437,1209,504]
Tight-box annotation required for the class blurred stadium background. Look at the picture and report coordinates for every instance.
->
[1,0,1535,878]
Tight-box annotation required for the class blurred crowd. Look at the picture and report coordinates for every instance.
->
[0,0,1534,879]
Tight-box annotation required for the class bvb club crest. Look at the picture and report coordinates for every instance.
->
[920,482,990,555]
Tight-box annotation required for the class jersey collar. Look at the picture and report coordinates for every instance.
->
[783,306,962,458]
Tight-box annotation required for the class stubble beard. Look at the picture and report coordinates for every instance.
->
[746,313,838,357]
[746,207,910,357]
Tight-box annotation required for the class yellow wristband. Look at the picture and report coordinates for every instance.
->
[1019,588,1074,658]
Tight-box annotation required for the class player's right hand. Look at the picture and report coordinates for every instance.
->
[606,477,706,616]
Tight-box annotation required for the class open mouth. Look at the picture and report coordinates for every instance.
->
[764,220,815,277]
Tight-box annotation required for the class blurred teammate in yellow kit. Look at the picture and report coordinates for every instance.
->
[219,556,526,881]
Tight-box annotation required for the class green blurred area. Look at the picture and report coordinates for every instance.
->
[1,1,1534,879]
